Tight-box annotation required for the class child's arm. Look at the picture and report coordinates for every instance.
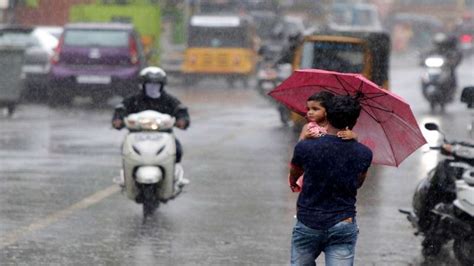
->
[337,127,358,140]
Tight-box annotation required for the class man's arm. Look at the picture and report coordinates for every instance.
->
[289,143,305,192]
[289,164,304,192]
[111,103,127,130]
[111,97,135,130]
[173,103,190,130]
[357,171,368,188]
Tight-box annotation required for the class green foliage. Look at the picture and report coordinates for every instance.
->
[70,3,162,64]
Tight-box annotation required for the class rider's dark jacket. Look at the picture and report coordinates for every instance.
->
[112,91,190,129]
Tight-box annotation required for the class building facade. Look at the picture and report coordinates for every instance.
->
[14,0,94,26]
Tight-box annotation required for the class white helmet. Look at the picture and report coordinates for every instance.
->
[139,66,167,85]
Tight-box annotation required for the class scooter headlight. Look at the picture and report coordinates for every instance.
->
[139,118,159,130]
[425,57,445,68]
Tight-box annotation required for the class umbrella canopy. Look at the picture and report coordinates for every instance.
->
[268,68,426,166]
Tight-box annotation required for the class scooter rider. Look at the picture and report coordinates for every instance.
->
[429,33,463,68]
[112,66,190,188]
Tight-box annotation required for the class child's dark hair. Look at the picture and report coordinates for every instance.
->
[307,91,335,108]
[326,95,362,130]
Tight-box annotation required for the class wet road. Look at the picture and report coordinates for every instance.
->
[0,54,473,265]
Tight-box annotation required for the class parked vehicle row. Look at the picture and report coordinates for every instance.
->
[400,86,474,265]
[1,22,148,108]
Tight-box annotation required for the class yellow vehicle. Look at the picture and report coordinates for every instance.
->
[181,15,258,87]
[290,29,391,127]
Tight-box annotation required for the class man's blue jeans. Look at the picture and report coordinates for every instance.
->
[291,219,359,266]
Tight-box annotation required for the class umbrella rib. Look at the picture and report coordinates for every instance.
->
[361,105,381,123]
[363,94,387,100]
[360,106,398,165]
[363,103,393,113]
[277,84,351,95]
[334,75,353,94]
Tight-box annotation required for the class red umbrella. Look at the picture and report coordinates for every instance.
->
[268,69,426,167]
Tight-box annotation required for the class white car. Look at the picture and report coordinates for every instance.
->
[21,26,63,101]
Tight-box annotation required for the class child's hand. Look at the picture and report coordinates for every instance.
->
[337,127,358,140]
[303,127,322,139]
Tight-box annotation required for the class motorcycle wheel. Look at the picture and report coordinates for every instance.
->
[453,236,474,266]
[142,185,159,219]
[421,237,443,257]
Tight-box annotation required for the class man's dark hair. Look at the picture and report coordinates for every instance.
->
[326,95,362,130]
[307,91,335,109]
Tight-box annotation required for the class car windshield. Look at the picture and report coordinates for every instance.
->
[188,26,248,47]
[0,32,36,47]
[330,4,380,29]
[300,41,365,73]
[64,29,129,47]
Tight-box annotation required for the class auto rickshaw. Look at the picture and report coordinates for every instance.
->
[289,28,391,128]
[181,14,259,87]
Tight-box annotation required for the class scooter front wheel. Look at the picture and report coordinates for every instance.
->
[421,237,443,257]
[142,185,159,219]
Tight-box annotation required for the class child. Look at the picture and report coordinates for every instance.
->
[292,91,357,191]
[298,91,357,141]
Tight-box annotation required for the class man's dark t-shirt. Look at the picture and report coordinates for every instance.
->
[291,135,373,230]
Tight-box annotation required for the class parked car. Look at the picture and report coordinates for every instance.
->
[0,25,32,115]
[21,26,62,101]
[49,23,147,106]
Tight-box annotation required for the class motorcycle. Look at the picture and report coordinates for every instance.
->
[399,122,474,264]
[421,55,457,111]
[255,59,292,126]
[447,167,474,265]
[121,110,184,218]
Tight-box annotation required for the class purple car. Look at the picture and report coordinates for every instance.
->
[49,23,147,106]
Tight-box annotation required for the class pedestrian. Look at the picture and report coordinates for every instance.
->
[288,94,373,266]
[294,92,357,191]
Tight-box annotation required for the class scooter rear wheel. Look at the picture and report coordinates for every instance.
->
[453,236,474,266]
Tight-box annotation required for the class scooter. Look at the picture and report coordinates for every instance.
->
[121,110,184,218]
[447,167,474,265]
[399,123,474,261]
[421,55,457,111]
[255,60,292,126]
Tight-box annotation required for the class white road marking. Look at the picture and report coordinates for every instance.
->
[0,185,119,249]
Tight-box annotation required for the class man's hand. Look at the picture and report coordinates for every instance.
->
[175,119,187,129]
[112,119,123,129]
[442,144,453,155]
[288,174,302,192]
[288,164,304,192]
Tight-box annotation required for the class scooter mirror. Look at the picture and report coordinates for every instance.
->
[461,86,474,108]
[424,123,439,131]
